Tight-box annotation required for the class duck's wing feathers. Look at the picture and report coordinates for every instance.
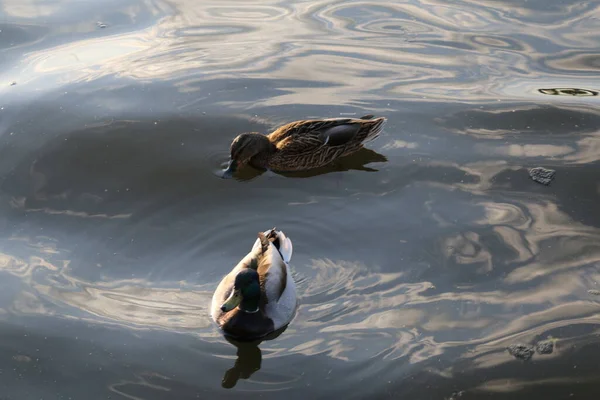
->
[269,116,385,153]
[249,230,289,302]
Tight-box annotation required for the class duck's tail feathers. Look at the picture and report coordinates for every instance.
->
[251,228,293,263]
[275,230,293,264]
[362,116,386,143]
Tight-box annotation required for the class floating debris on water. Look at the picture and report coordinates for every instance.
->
[539,88,598,97]
[447,390,465,400]
[9,81,17,86]
[535,340,554,355]
[507,344,534,360]
[529,167,556,185]
[588,289,600,296]
[12,355,31,363]
[96,22,107,28]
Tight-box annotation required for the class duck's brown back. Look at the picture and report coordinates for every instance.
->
[265,117,385,171]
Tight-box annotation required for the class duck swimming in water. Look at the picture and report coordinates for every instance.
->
[223,115,386,177]
[210,228,297,340]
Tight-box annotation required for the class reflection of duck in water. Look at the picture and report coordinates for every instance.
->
[223,115,386,178]
[211,228,297,340]
[220,326,288,389]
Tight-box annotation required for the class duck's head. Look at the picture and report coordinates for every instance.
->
[220,268,261,313]
[223,133,272,178]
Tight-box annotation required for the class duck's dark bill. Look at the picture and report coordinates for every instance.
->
[222,159,237,179]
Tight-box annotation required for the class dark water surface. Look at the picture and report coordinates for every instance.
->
[1,0,600,398]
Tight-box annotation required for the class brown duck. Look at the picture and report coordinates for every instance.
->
[222,115,386,177]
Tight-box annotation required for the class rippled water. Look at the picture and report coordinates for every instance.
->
[1,0,600,398]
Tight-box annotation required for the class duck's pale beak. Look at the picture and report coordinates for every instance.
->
[222,159,237,179]
[220,289,242,312]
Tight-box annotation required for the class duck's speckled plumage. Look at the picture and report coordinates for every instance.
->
[210,228,297,340]
[226,115,386,173]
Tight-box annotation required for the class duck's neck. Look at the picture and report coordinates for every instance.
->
[239,296,260,313]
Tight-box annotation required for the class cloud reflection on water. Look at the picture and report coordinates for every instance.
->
[3,0,600,105]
